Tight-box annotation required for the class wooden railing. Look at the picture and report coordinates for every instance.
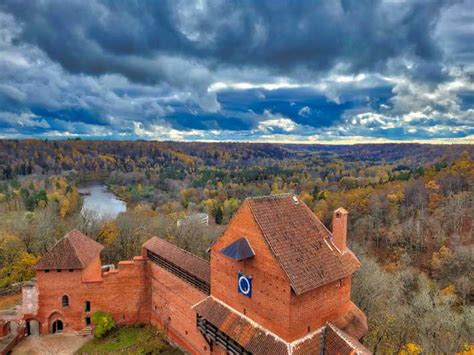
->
[147,250,210,295]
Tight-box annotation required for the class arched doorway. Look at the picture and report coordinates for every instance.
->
[52,319,63,333]
[48,311,64,334]
[26,319,40,336]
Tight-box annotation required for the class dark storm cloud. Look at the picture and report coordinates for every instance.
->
[0,0,473,142]
[0,0,454,82]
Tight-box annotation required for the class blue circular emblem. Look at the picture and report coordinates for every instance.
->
[238,275,251,295]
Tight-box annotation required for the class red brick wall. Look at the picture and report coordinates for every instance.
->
[290,276,352,340]
[81,256,102,282]
[147,261,210,355]
[211,202,356,343]
[332,208,348,251]
[211,202,293,341]
[35,256,150,334]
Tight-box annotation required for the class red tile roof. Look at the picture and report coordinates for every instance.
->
[325,323,371,355]
[292,331,323,355]
[247,194,360,295]
[333,302,369,340]
[35,230,104,270]
[193,296,371,354]
[142,237,210,284]
[193,296,289,354]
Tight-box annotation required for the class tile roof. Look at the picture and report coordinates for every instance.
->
[292,331,323,355]
[143,237,210,284]
[247,194,361,295]
[193,296,371,355]
[35,230,104,270]
[325,323,371,355]
[333,302,369,340]
[193,296,289,354]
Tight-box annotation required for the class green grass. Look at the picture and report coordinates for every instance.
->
[76,325,183,354]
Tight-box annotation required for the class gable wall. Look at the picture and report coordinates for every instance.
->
[290,275,352,340]
[211,201,293,341]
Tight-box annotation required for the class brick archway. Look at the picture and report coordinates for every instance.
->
[48,311,64,334]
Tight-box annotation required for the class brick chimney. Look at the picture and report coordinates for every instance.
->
[332,207,348,251]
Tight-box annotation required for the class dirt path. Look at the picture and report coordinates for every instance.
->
[13,334,92,355]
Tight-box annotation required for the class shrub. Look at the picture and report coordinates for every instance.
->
[91,311,115,338]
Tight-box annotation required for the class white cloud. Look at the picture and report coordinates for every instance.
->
[257,110,299,133]
[258,118,298,133]
[0,112,50,129]
[298,106,311,117]
[208,80,302,92]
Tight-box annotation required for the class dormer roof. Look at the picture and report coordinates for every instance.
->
[221,237,255,261]
[35,229,104,270]
[246,194,360,295]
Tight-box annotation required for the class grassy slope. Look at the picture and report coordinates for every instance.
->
[76,326,183,354]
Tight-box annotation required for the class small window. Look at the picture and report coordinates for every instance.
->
[57,269,62,272]
[45,269,50,273]
[69,269,74,272]
[85,301,91,312]
[62,295,69,308]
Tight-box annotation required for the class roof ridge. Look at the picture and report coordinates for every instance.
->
[245,193,293,201]
[50,230,72,249]
[147,236,210,264]
[63,237,83,267]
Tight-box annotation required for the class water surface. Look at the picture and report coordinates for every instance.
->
[79,184,126,220]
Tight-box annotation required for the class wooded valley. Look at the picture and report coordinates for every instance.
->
[0,140,472,353]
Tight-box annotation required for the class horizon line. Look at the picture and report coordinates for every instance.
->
[0,137,472,146]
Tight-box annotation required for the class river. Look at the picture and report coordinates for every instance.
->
[78,184,126,220]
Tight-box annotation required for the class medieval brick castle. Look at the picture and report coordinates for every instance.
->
[21,194,370,354]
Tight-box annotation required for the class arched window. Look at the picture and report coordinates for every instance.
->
[62,295,69,308]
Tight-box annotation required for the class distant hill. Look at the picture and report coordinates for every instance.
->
[0,140,472,179]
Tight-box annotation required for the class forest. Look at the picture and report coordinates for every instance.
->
[0,139,472,353]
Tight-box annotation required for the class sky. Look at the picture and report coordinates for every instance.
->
[0,0,473,143]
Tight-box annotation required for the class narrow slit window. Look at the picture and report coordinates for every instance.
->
[62,295,69,308]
